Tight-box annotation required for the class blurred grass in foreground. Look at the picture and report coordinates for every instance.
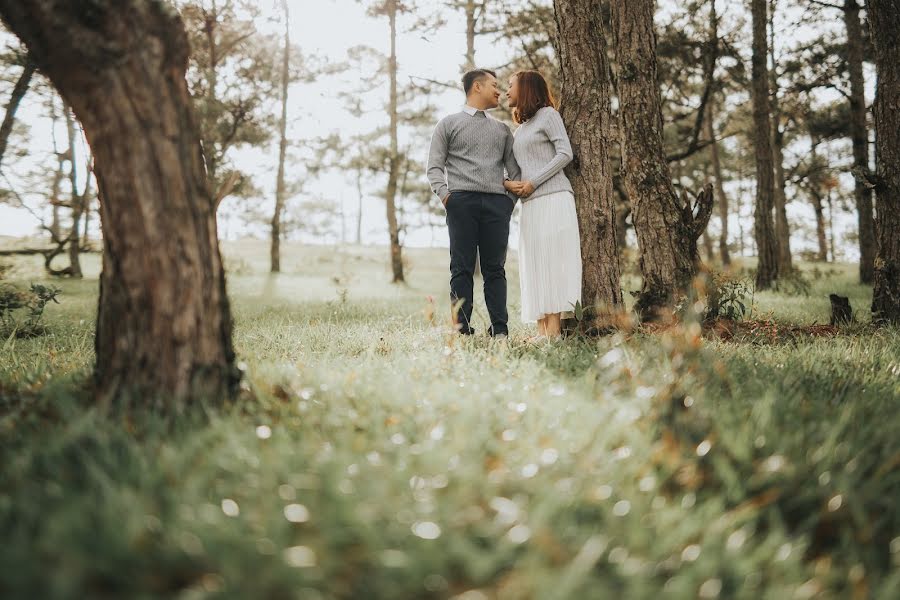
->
[1,241,898,599]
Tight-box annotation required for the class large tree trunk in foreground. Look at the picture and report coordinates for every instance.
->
[0,0,239,405]
[552,0,623,328]
[705,100,731,267]
[270,0,290,274]
[868,0,900,324]
[385,0,405,283]
[749,0,779,289]
[609,0,712,319]
[0,59,35,167]
[844,0,876,284]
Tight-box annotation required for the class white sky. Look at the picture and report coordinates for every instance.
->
[0,0,866,260]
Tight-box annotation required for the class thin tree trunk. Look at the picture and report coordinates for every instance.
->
[48,96,64,243]
[844,0,876,284]
[750,0,779,289]
[355,168,364,244]
[769,0,792,273]
[867,0,900,324]
[464,0,476,69]
[808,135,828,262]
[706,98,731,266]
[82,192,91,248]
[385,0,405,283]
[552,0,624,328]
[0,0,239,405]
[270,0,290,274]
[827,188,835,262]
[64,104,83,278]
[609,0,712,319]
[0,59,35,167]
[811,192,828,262]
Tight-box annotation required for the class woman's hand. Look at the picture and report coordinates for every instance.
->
[504,179,522,195]
[504,180,535,198]
[519,180,535,198]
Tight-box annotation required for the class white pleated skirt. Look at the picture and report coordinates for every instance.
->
[518,190,583,323]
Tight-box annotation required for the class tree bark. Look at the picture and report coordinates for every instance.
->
[844,0,876,284]
[705,99,731,266]
[749,0,779,289]
[0,0,239,405]
[270,0,290,274]
[0,59,35,167]
[385,0,405,283]
[552,0,623,328]
[768,0,792,273]
[609,0,711,319]
[867,0,900,324]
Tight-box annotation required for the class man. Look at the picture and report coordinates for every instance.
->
[426,69,521,338]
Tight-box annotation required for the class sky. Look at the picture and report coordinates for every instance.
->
[0,0,867,260]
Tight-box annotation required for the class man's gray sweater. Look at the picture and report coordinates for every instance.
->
[426,107,521,202]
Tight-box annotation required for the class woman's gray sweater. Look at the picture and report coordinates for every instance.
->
[512,106,574,200]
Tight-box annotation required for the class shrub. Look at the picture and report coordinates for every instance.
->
[704,272,753,322]
[0,283,62,338]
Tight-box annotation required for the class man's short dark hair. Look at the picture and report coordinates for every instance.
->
[462,69,497,95]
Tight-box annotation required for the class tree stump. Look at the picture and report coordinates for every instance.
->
[829,294,853,325]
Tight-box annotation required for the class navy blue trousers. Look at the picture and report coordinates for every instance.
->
[445,190,515,336]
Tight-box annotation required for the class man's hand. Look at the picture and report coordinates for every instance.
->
[442,193,451,207]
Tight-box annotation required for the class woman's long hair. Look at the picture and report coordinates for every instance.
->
[511,70,557,124]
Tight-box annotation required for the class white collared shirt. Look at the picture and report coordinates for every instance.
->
[462,104,485,116]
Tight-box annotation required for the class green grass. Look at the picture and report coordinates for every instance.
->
[1,241,899,599]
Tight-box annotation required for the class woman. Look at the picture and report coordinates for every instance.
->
[504,70,582,341]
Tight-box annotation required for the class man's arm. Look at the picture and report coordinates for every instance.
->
[426,119,450,202]
[503,127,521,182]
[503,128,521,200]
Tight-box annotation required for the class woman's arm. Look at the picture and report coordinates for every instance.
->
[528,108,574,190]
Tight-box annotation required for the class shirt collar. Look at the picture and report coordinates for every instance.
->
[462,104,482,116]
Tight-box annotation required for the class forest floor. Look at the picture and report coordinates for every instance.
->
[1,240,899,599]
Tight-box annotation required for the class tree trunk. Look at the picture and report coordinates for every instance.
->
[552,0,623,328]
[464,0,476,69]
[868,0,900,324]
[768,0,792,273]
[705,99,731,266]
[0,0,239,405]
[82,192,92,248]
[385,0,405,283]
[202,2,220,183]
[807,135,829,262]
[749,0,779,289]
[844,0,876,284]
[64,104,83,278]
[827,188,836,262]
[270,0,290,274]
[811,191,828,262]
[609,0,711,319]
[356,168,364,245]
[0,59,35,167]
[48,96,64,243]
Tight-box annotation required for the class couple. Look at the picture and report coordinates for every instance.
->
[426,68,582,341]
